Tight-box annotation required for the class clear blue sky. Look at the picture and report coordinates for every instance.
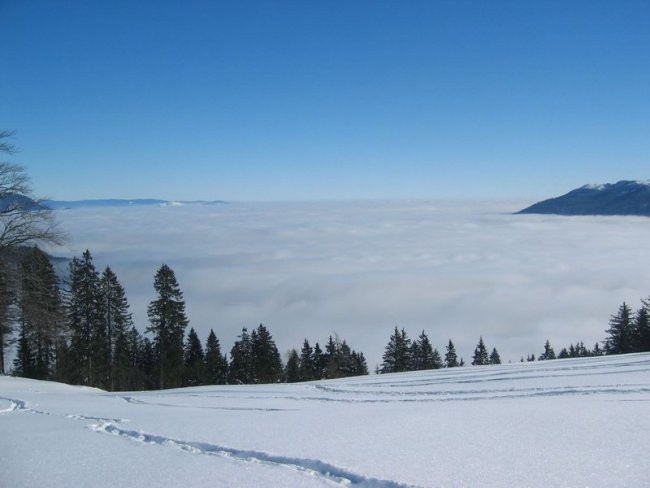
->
[1,0,648,201]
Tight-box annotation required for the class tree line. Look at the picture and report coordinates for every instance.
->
[3,247,368,389]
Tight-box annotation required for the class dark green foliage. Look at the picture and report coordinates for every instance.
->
[67,250,106,387]
[632,305,650,352]
[558,347,569,359]
[183,328,205,387]
[472,337,489,366]
[229,327,254,384]
[285,348,300,383]
[298,339,316,381]
[381,327,411,373]
[445,339,459,368]
[409,330,442,370]
[14,247,64,380]
[204,329,228,385]
[539,340,556,361]
[605,302,633,355]
[146,264,188,389]
[0,262,12,375]
[312,342,326,378]
[251,324,283,383]
[100,267,132,390]
[489,347,501,365]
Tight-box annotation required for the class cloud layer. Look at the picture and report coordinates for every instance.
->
[52,201,650,367]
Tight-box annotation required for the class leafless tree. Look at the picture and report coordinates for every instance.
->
[0,130,66,373]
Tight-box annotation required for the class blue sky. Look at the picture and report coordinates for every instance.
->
[2,0,649,201]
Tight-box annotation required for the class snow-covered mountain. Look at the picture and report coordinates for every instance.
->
[518,180,650,216]
[2,353,649,487]
[44,199,227,209]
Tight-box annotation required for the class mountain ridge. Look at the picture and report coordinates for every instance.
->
[517,180,650,216]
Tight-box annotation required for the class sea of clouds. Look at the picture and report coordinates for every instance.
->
[51,200,650,367]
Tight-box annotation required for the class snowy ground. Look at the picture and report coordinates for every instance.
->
[2,353,649,487]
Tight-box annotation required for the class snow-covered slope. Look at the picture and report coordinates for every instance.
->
[2,353,649,487]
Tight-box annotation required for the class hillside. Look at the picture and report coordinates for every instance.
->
[518,180,650,216]
[2,353,649,487]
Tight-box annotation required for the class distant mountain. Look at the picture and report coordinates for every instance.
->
[0,193,47,212]
[44,199,227,209]
[518,180,650,216]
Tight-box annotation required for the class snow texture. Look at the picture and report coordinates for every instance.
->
[2,353,649,487]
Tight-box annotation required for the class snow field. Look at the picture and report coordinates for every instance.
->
[2,353,649,487]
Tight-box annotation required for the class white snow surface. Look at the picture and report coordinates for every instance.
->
[2,353,649,487]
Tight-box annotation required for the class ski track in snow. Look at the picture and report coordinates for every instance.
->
[90,421,416,488]
[0,395,413,488]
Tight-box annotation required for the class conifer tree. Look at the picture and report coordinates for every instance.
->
[431,348,443,369]
[0,264,13,375]
[489,347,501,365]
[410,330,438,370]
[312,342,325,379]
[604,302,632,355]
[445,339,459,368]
[146,264,188,389]
[539,340,556,360]
[204,329,228,384]
[229,327,254,384]
[592,342,603,356]
[15,247,64,380]
[67,250,105,387]
[100,267,132,390]
[324,335,340,378]
[183,327,205,386]
[298,339,316,381]
[251,324,283,383]
[285,348,300,383]
[632,306,650,352]
[381,327,411,373]
[558,347,569,359]
[472,337,489,366]
[351,350,369,376]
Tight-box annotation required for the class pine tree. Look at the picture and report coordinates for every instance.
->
[472,337,489,366]
[604,302,633,355]
[381,327,411,373]
[251,324,283,383]
[337,340,354,377]
[66,250,105,387]
[489,347,501,365]
[410,330,438,370]
[324,335,340,378]
[13,321,35,377]
[100,267,132,391]
[229,327,254,384]
[592,342,603,356]
[431,348,443,369]
[15,247,64,380]
[312,342,325,379]
[0,262,13,375]
[285,348,300,383]
[298,339,315,381]
[183,327,205,387]
[539,340,556,360]
[350,350,369,376]
[204,329,228,385]
[146,264,189,389]
[445,339,459,368]
[558,347,569,359]
[632,306,650,352]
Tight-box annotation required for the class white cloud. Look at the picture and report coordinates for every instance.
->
[51,201,650,366]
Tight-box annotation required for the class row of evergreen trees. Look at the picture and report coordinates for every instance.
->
[5,247,650,389]
[7,247,367,390]
[379,328,504,373]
